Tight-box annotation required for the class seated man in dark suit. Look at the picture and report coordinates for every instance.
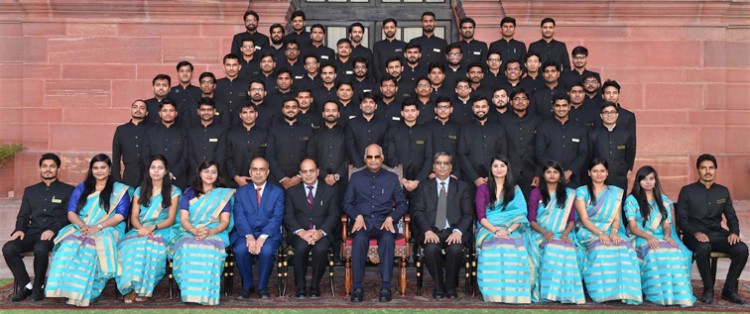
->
[412,152,473,299]
[284,159,339,299]
[344,144,407,303]
[231,157,285,299]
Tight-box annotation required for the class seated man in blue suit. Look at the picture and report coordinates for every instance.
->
[344,144,407,303]
[231,157,285,299]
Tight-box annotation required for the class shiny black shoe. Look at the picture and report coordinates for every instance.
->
[700,291,714,304]
[258,290,270,299]
[350,288,364,303]
[308,288,321,299]
[431,289,445,299]
[721,291,747,304]
[30,288,45,301]
[445,289,458,299]
[295,290,307,299]
[379,288,392,302]
[12,287,32,302]
[237,288,254,299]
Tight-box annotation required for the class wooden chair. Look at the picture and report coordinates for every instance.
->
[341,164,411,296]
[278,237,336,297]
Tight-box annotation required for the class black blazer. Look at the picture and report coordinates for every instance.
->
[284,183,340,238]
[412,178,473,237]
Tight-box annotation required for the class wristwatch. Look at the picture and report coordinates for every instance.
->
[96,223,103,229]
[333,174,341,182]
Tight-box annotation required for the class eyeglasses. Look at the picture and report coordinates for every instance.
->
[354,66,366,70]
[365,155,382,160]
[417,84,431,88]
[249,88,264,92]
[448,53,462,57]
[434,161,451,166]
[436,105,451,110]
[512,97,528,101]
[488,58,501,62]
[601,110,618,116]
[456,85,471,90]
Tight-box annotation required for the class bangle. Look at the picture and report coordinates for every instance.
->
[153,224,159,231]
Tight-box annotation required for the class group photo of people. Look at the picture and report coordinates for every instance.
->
[3,8,748,310]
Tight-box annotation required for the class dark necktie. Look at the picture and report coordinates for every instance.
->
[256,187,262,207]
[435,182,447,230]
[307,185,314,209]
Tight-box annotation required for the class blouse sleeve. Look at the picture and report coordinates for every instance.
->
[180,187,194,211]
[623,194,638,222]
[663,194,674,224]
[114,191,132,217]
[575,186,588,202]
[66,183,85,212]
[527,188,542,222]
[475,184,490,221]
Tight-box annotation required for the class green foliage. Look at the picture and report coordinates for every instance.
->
[0,143,24,169]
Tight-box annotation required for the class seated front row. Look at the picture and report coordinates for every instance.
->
[7,153,745,306]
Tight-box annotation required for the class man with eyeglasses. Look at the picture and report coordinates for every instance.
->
[279,40,306,81]
[352,57,376,99]
[561,46,600,90]
[482,51,505,89]
[238,38,261,81]
[443,43,466,91]
[412,152,473,299]
[500,89,541,198]
[414,77,437,125]
[231,10,270,57]
[581,72,604,109]
[458,95,509,189]
[344,144,407,303]
[450,78,474,124]
[196,72,231,128]
[588,101,634,190]
[347,92,390,168]
[295,54,322,91]
[409,11,447,67]
[373,18,406,81]
[535,94,588,188]
[456,17,488,67]
[489,16,527,72]
[246,79,275,130]
[425,97,462,179]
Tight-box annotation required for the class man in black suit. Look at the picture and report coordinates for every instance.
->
[412,152,473,299]
[284,159,339,299]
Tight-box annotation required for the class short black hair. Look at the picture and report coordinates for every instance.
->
[541,17,556,27]
[198,72,216,83]
[525,52,541,63]
[552,93,570,104]
[270,23,285,35]
[152,74,171,86]
[291,10,306,20]
[159,98,176,109]
[223,53,240,64]
[249,79,266,89]
[176,61,194,72]
[401,98,418,110]
[460,17,476,28]
[542,61,560,72]
[39,153,61,168]
[572,46,589,57]
[427,62,445,73]
[348,22,365,34]
[500,17,517,27]
[383,18,397,27]
[421,11,436,20]
[243,10,259,22]
[405,42,422,52]
[696,154,718,169]
[602,80,621,92]
[310,24,325,33]
[198,97,216,108]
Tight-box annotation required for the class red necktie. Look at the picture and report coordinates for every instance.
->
[256,187,262,207]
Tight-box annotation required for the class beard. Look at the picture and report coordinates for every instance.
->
[472,112,486,121]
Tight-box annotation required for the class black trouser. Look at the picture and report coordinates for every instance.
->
[418,229,466,292]
[683,229,749,294]
[2,233,54,290]
[291,236,331,292]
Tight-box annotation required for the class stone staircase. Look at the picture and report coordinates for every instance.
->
[453,0,505,43]
[248,0,295,33]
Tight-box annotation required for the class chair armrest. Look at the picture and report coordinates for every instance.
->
[341,214,349,241]
[403,214,410,241]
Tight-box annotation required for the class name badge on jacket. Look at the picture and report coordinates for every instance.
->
[572,138,580,143]
[51,197,62,204]
[209,138,219,143]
